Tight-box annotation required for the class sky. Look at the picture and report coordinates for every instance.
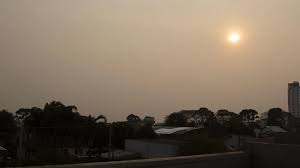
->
[1,0,300,122]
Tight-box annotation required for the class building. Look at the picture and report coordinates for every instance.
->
[224,134,258,151]
[261,126,287,135]
[288,81,300,118]
[125,139,184,158]
[0,146,7,159]
[29,142,300,168]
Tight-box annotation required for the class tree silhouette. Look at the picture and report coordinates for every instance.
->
[14,101,111,163]
[239,109,258,124]
[192,108,213,126]
[0,110,17,155]
[165,112,187,127]
[216,110,239,126]
[267,108,284,127]
[126,114,142,126]
[95,115,107,124]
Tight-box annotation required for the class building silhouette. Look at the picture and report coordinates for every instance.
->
[288,81,300,118]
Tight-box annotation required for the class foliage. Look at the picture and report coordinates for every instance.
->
[143,116,155,126]
[239,109,258,124]
[15,101,104,129]
[95,115,107,124]
[194,107,214,126]
[110,122,135,149]
[0,110,18,155]
[135,125,158,139]
[267,108,284,127]
[126,114,141,123]
[13,101,111,164]
[165,112,187,127]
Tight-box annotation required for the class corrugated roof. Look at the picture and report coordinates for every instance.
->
[0,146,7,151]
[265,126,287,133]
[155,127,195,135]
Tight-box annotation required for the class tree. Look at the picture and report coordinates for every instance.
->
[239,109,258,124]
[16,107,43,128]
[126,114,141,126]
[216,110,239,127]
[227,115,251,134]
[95,115,107,124]
[0,110,18,156]
[135,125,158,139]
[216,110,227,124]
[42,101,80,126]
[143,116,155,126]
[165,112,187,127]
[193,108,214,127]
[14,101,110,163]
[267,108,284,127]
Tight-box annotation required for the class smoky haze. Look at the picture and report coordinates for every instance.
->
[1,0,300,122]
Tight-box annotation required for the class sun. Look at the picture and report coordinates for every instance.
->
[227,32,241,44]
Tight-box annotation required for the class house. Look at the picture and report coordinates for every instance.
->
[224,134,258,151]
[0,146,8,162]
[154,127,226,141]
[125,127,200,158]
[0,146,7,152]
[125,139,185,158]
[126,127,227,158]
[155,127,196,135]
[262,126,287,135]
[253,126,287,138]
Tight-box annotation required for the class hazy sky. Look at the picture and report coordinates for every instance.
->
[1,0,300,122]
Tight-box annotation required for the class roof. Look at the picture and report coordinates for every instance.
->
[155,127,198,135]
[264,126,287,133]
[0,146,7,151]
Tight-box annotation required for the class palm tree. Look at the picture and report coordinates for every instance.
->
[95,115,107,124]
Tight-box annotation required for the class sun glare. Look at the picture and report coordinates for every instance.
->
[227,32,241,44]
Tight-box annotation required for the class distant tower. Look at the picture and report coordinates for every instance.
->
[288,81,300,118]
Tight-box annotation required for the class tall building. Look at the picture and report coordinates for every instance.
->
[288,81,300,118]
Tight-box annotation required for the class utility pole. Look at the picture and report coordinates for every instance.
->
[238,135,241,150]
[108,123,113,160]
[18,120,24,161]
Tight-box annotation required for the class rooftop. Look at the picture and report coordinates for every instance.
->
[154,127,198,135]
[0,145,7,151]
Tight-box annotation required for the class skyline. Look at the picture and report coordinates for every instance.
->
[1,0,300,122]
